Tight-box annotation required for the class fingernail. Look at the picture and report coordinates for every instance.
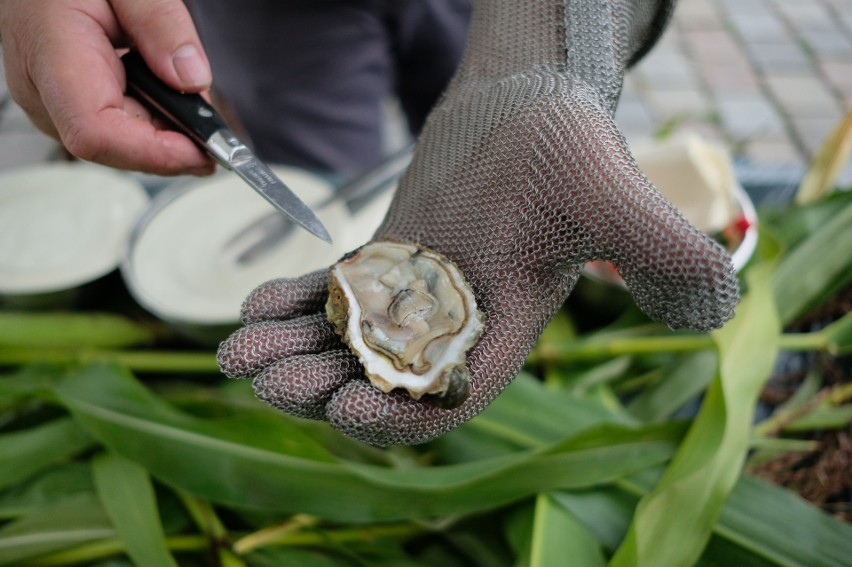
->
[172,44,211,89]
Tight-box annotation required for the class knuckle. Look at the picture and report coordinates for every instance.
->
[127,0,189,36]
[62,121,106,162]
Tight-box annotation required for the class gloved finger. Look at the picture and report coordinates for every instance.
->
[252,350,364,421]
[610,217,737,331]
[326,270,580,446]
[574,125,738,330]
[217,313,341,378]
[533,95,739,331]
[110,0,211,92]
[327,380,449,447]
[241,270,329,324]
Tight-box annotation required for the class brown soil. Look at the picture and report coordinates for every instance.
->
[750,287,851,522]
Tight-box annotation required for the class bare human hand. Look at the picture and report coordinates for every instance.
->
[0,0,215,175]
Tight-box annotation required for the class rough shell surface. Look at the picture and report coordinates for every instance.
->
[326,240,484,406]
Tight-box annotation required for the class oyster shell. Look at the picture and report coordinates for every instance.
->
[326,240,484,407]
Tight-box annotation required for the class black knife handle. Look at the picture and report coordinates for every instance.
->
[121,50,227,145]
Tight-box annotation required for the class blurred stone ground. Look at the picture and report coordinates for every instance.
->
[1,0,851,183]
[618,0,852,187]
[0,43,65,171]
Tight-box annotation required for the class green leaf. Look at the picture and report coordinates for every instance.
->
[92,452,179,567]
[783,405,852,432]
[176,491,244,567]
[698,535,783,567]
[53,363,682,523]
[529,493,606,567]
[159,380,390,467]
[567,357,632,396]
[0,463,94,519]
[21,535,207,567]
[627,351,717,422]
[761,192,852,250]
[0,493,114,565]
[505,504,534,567]
[246,548,353,567]
[710,474,852,567]
[621,468,852,566]
[0,417,94,491]
[823,310,852,355]
[772,198,852,325]
[536,309,578,349]
[91,560,134,567]
[56,362,338,464]
[795,111,852,205]
[0,312,153,349]
[0,366,63,412]
[0,349,219,374]
[751,369,823,442]
[549,489,636,553]
[443,526,515,567]
[459,372,632,449]
[611,262,781,566]
[431,373,631,463]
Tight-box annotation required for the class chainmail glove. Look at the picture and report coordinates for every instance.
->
[218,0,739,446]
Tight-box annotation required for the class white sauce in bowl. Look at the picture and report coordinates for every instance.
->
[0,163,149,294]
[125,166,376,325]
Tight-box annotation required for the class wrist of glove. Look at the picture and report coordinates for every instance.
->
[218,0,738,447]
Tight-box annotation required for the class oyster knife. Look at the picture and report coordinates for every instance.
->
[121,51,332,244]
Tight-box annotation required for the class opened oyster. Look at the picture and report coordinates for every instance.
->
[326,240,484,408]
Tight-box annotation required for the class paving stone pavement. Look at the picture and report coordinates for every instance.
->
[1,0,851,184]
[619,0,852,185]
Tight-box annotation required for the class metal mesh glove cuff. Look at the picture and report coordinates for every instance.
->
[218,0,739,446]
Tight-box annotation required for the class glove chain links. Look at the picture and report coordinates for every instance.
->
[218,0,739,446]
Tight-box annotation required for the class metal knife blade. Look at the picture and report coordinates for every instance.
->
[205,129,333,244]
[231,153,333,244]
[225,142,414,265]
[121,50,332,244]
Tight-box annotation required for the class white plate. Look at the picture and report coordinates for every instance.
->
[0,163,149,295]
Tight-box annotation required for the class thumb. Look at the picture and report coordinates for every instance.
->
[545,95,740,331]
[591,143,740,331]
[611,199,740,332]
[110,0,211,91]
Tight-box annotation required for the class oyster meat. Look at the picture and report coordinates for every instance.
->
[326,240,484,407]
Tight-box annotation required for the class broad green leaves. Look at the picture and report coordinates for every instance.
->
[52,363,680,522]
[92,453,178,567]
[772,197,852,324]
[0,419,93,491]
[0,494,113,565]
[1,191,850,565]
[0,312,152,349]
[611,263,780,566]
[529,494,606,567]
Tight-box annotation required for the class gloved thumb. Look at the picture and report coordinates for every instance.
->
[591,143,740,331]
[111,0,211,92]
[483,92,741,332]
